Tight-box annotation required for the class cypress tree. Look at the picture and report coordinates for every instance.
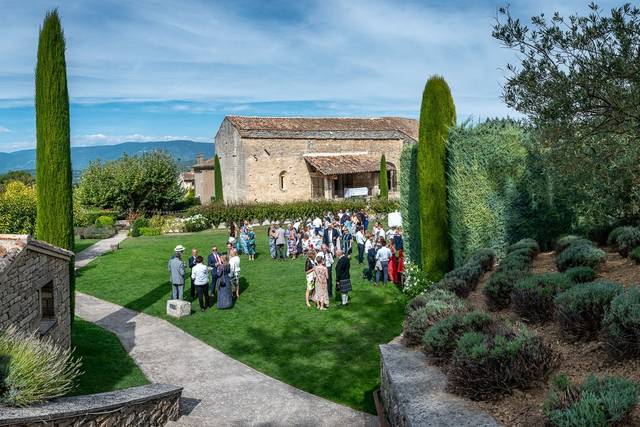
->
[417,76,456,280]
[214,154,223,203]
[379,154,388,200]
[35,10,75,322]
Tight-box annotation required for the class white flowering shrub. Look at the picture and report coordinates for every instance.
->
[184,214,210,232]
[402,262,434,298]
[162,216,186,233]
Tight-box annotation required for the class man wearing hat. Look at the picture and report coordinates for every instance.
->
[168,245,186,300]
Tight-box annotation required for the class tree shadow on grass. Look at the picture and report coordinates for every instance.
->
[123,280,171,313]
[224,291,402,414]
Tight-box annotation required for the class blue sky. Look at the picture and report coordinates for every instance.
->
[0,0,620,152]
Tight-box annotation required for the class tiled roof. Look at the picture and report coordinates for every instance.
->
[180,172,195,181]
[0,235,73,275]
[304,153,396,176]
[225,116,418,141]
[192,159,215,170]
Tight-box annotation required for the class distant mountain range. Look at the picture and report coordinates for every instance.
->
[0,140,214,174]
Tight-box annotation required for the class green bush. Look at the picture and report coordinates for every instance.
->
[77,225,116,240]
[512,273,572,323]
[379,154,388,200]
[190,199,398,226]
[439,249,492,297]
[615,227,640,257]
[0,181,37,235]
[508,238,540,256]
[406,294,429,314]
[94,215,115,227]
[556,239,606,272]
[83,209,118,226]
[565,266,596,283]
[630,247,640,264]
[466,248,497,272]
[138,227,162,236]
[484,243,537,310]
[422,311,494,363]
[448,327,556,400]
[554,281,624,341]
[544,374,638,427]
[607,226,635,249]
[603,286,640,359]
[0,327,81,407]
[555,235,582,254]
[402,289,465,346]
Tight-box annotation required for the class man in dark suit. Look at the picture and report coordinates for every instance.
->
[208,246,221,298]
[334,249,351,306]
[188,248,198,300]
[323,223,339,253]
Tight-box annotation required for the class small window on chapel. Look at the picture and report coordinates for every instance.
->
[279,171,287,191]
[40,281,54,320]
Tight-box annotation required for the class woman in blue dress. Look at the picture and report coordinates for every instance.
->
[216,256,234,309]
[247,228,256,261]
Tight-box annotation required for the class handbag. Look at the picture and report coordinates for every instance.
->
[338,279,352,293]
[375,260,382,271]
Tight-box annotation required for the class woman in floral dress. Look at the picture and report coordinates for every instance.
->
[288,224,298,259]
[312,255,329,310]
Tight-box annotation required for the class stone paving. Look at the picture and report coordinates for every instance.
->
[74,230,129,269]
[74,238,377,426]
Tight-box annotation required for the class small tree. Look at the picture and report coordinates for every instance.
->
[214,154,223,203]
[418,75,456,280]
[379,154,388,200]
[35,9,75,323]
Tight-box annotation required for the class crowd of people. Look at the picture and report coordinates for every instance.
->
[167,241,241,312]
[167,208,405,313]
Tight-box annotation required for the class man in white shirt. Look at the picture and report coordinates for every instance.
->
[373,222,386,241]
[229,249,241,299]
[375,242,392,286]
[190,255,210,311]
[355,226,366,264]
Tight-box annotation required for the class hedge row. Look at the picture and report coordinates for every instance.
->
[437,248,496,297]
[189,199,399,226]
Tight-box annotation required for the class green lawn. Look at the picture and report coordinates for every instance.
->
[76,227,405,413]
[70,317,149,396]
[74,238,99,254]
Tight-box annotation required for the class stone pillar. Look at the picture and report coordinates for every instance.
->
[324,177,333,199]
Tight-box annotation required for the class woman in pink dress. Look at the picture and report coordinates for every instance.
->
[312,255,329,310]
[388,242,398,284]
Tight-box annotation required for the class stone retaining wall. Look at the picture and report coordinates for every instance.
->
[380,343,499,427]
[0,384,182,427]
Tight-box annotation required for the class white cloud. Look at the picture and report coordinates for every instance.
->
[0,126,10,133]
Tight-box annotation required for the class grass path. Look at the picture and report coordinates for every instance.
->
[76,227,404,413]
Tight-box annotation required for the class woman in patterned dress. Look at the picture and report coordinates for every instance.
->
[288,223,298,259]
[312,255,329,310]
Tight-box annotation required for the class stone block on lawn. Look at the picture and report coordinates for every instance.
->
[166,300,191,318]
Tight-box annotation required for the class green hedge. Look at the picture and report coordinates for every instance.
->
[399,144,421,265]
[189,199,398,226]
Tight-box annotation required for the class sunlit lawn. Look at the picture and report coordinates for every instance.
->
[74,238,99,254]
[75,226,405,413]
[70,317,148,396]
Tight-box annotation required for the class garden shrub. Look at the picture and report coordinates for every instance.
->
[138,226,162,236]
[402,289,465,346]
[438,247,494,297]
[484,242,537,310]
[564,266,596,283]
[555,235,581,255]
[77,225,116,239]
[631,247,640,264]
[422,311,494,362]
[607,226,635,249]
[402,262,433,298]
[466,248,497,272]
[184,214,210,232]
[406,294,429,314]
[0,327,81,407]
[603,286,640,359]
[555,239,606,272]
[148,214,166,229]
[399,144,421,265]
[512,273,572,323]
[544,374,638,427]
[615,227,640,257]
[508,238,540,256]
[554,281,624,341]
[447,326,556,400]
[0,181,37,235]
[94,215,115,227]
[191,199,398,227]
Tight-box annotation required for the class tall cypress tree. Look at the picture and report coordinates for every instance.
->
[417,76,456,280]
[213,154,223,203]
[35,10,75,322]
[379,154,388,200]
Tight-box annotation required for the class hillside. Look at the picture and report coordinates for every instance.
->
[0,140,213,173]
